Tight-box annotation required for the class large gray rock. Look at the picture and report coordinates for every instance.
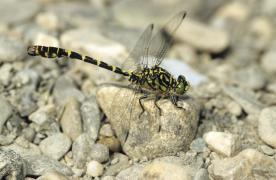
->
[97,85,200,159]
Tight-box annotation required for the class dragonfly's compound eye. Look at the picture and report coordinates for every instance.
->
[176,75,189,95]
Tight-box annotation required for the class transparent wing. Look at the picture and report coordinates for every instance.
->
[147,11,186,67]
[122,24,154,72]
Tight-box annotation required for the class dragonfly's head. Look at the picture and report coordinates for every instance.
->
[175,75,190,95]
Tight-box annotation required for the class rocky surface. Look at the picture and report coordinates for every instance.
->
[0,0,275,179]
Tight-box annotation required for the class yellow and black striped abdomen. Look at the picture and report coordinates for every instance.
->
[27,45,130,76]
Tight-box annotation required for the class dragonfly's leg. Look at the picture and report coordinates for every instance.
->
[171,95,182,109]
[138,94,148,118]
[154,96,162,116]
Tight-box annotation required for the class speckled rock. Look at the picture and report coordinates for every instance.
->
[0,149,26,180]
[203,131,241,157]
[258,106,276,148]
[39,133,71,160]
[97,85,200,159]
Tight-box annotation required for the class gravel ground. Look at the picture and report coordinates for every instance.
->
[0,0,276,179]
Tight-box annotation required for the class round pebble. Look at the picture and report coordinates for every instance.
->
[86,160,104,177]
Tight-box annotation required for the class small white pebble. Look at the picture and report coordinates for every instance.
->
[86,160,104,177]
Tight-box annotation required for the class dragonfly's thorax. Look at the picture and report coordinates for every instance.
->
[129,66,181,94]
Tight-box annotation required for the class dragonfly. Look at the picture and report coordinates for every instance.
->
[27,11,190,117]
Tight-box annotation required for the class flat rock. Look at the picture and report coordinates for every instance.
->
[60,97,83,141]
[209,149,276,179]
[39,133,71,160]
[0,35,26,62]
[97,85,200,159]
[24,155,73,177]
[229,65,266,90]
[0,96,13,133]
[203,131,240,157]
[222,85,264,116]
[175,19,229,53]
[258,106,276,148]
